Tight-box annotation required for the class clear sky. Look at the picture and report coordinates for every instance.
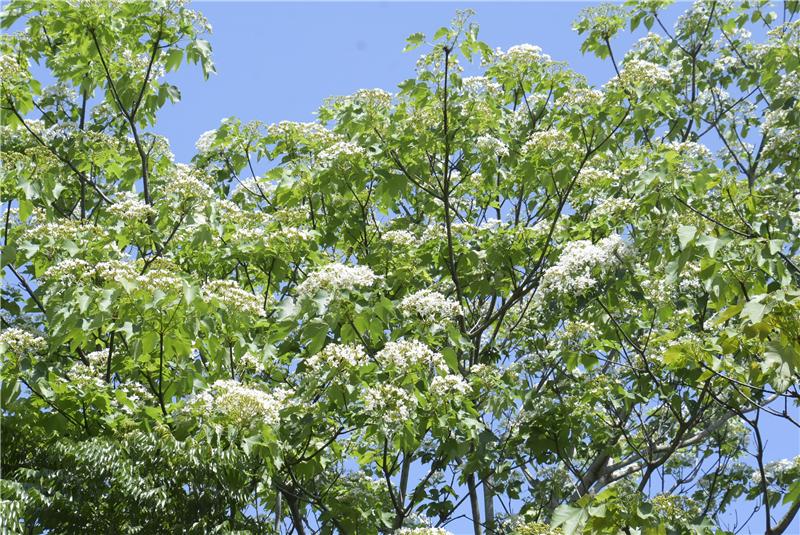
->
[7,1,800,532]
[158,1,633,161]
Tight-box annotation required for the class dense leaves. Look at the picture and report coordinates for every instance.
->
[2,1,799,534]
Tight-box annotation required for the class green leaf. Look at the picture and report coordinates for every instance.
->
[303,319,329,354]
[697,234,730,258]
[741,297,768,324]
[551,504,589,534]
[403,32,425,52]
[677,225,697,250]
[165,48,183,72]
[765,340,799,373]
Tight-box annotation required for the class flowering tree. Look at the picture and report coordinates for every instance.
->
[2,1,800,533]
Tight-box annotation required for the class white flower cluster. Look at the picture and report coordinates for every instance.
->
[713,54,740,73]
[429,374,469,399]
[108,191,155,221]
[375,339,446,373]
[663,141,713,162]
[112,380,157,416]
[638,269,674,305]
[202,280,266,317]
[117,49,166,79]
[631,31,665,55]
[521,130,579,159]
[696,86,732,109]
[399,289,461,326]
[42,258,93,284]
[232,225,314,250]
[339,88,393,109]
[590,197,637,220]
[238,351,266,374]
[197,379,281,427]
[0,327,47,357]
[610,59,671,89]
[678,261,704,295]
[168,164,214,201]
[42,257,185,295]
[305,343,367,374]
[22,217,105,245]
[539,235,626,298]
[476,134,509,158]
[791,194,800,230]
[462,76,502,95]
[338,471,388,507]
[750,455,800,485]
[94,260,137,281]
[497,44,552,66]
[364,384,417,427]
[382,229,417,248]
[268,121,334,145]
[396,529,454,535]
[763,108,799,156]
[62,348,109,392]
[577,167,616,188]
[141,264,184,295]
[556,319,598,347]
[0,53,28,86]
[469,363,502,384]
[561,87,604,108]
[317,141,366,164]
[296,263,381,299]
[194,129,217,154]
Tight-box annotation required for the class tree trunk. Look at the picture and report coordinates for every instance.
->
[467,474,482,535]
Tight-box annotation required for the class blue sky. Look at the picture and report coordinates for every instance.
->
[158,2,634,161]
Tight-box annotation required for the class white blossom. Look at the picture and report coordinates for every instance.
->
[590,197,636,220]
[609,59,671,89]
[364,384,417,427]
[561,87,604,108]
[296,263,381,298]
[462,76,502,95]
[429,374,469,399]
[335,88,393,109]
[198,379,280,427]
[167,164,214,201]
[497,43,552,65]
[238,351,266,374]
[94,260,138,282]
[664,141,713,162]
[108,191,155,221]
[396,529,454,535]
[42,258,93,284]
[194,129,217,153]
[305,343,368,374]
[577,167,616,188]
[539,235,627,298]
[0,327,47,357]
[202,280,265,317]
[399,289,460,326]
[382,229,417,248]
[317,141,366,164]
[476,134,509,158]
[375,339,445,373]
[267,121,334,144]
[750,456,800,485]
[521,130,579,158]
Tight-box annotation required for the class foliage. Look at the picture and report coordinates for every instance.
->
[2,0,800,533]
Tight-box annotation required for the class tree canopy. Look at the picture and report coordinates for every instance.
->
[1,1,799,533]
